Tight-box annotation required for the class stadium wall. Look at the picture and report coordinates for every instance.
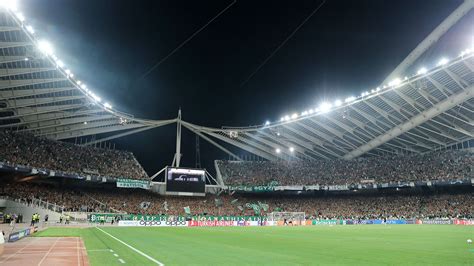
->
[0,199,61,222]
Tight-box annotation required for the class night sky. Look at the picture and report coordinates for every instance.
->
[19,0,473,175]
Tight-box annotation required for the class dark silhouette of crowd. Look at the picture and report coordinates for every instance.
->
[1,182,472,219]
[218,150,473,186]
[0,130,148,180]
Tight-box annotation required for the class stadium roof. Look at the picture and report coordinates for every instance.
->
[0,1,473,161]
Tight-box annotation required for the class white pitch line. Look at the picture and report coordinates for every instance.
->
[114,253,119,257]
[95,227,164,266]
[118,259,126,264]
[88,249,113,252]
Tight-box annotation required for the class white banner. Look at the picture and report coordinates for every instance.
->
[116,179,150,189]
[118,220,187,227]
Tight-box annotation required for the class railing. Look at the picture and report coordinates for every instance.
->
[0,195,65,213]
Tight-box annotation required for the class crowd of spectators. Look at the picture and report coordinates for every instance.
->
[0,130,148,180]
[218,150,473,186]
[1,182,472,219]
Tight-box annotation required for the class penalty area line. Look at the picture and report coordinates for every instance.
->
[95,227,164,266]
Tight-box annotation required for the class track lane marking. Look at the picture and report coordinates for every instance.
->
[95,227,164,266]
[38,237,61,266]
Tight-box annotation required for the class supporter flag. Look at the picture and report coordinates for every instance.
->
[237,205,244,211]
[184,206,191,214]
[163,201,169,211]
[231,199,239,205]
[258,201,269,212]
[268,180,279,186]
[247,203,261,215]
[214,198,223,207]
[140,202,151,210]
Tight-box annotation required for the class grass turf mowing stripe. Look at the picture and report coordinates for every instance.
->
[95,227,164,266]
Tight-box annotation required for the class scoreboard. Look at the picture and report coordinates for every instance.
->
[166,167,206,194]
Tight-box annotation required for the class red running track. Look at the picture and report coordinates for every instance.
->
[0,237,89,266]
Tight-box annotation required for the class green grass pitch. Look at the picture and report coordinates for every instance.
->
[36,225,473,265]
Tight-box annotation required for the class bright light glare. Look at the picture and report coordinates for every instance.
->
[301,111,308,116]
[275,148,281,154]
[0,0,18,11]
[417,67,427,75]
[104,102,112,108]
[264,120,270,126]
[308,109,314,114]
[65,69,71,75]
[77,80,82,85]
[334,99,342,107]
[37,40,54,55]
[388,78,401,87]
[284,115,290,121]
[345,96,356,103]
[280,117,284,122]
[437,57,449,66]
[15,12,24,22]
[291,113,298,119]
[80,84,87,89]
[289,147,294,153]
[55,60,64,68]
[319,102,332,113]
[25,25,34,34]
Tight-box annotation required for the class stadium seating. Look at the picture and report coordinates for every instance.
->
[1,182,472,219]
[217,150,473,186]
[0,130,148,180]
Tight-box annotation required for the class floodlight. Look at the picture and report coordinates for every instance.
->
[376,87,381,92]
[80,84,86,89]
[77,80,82,85]
[437,57,449,66]
[0,0,18,11]
[275,148,281,154]
[280,117,284,122]
[289,147,294,153]
[91,94,102,102]
[55,60,64,68]
[104,102,112,108]
[319,102,332,113]
[37,40,53,55]
[417,67,427,75]
[345,96,355,103]
[83,121,88,125]
[308,109,314,114]
[291,113,298,119]
[15,12,24,22]
[460,48,472,57]
[388,78,401,87]
[301,111,308,116]
[265,121,270,126]
[334,99,342,107]
[25,25,34,34]
[24,57,28,61]
[284,115,290,121]
[65,69,71,75]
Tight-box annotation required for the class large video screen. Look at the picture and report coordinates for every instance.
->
[166,168,206,193]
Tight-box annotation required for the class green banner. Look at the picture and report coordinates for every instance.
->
[116,178,150,189]
[88,213,264,222]
[228,181,278,192]
[311,219,342,225]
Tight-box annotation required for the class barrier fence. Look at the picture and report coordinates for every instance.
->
[110,218,473,227]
